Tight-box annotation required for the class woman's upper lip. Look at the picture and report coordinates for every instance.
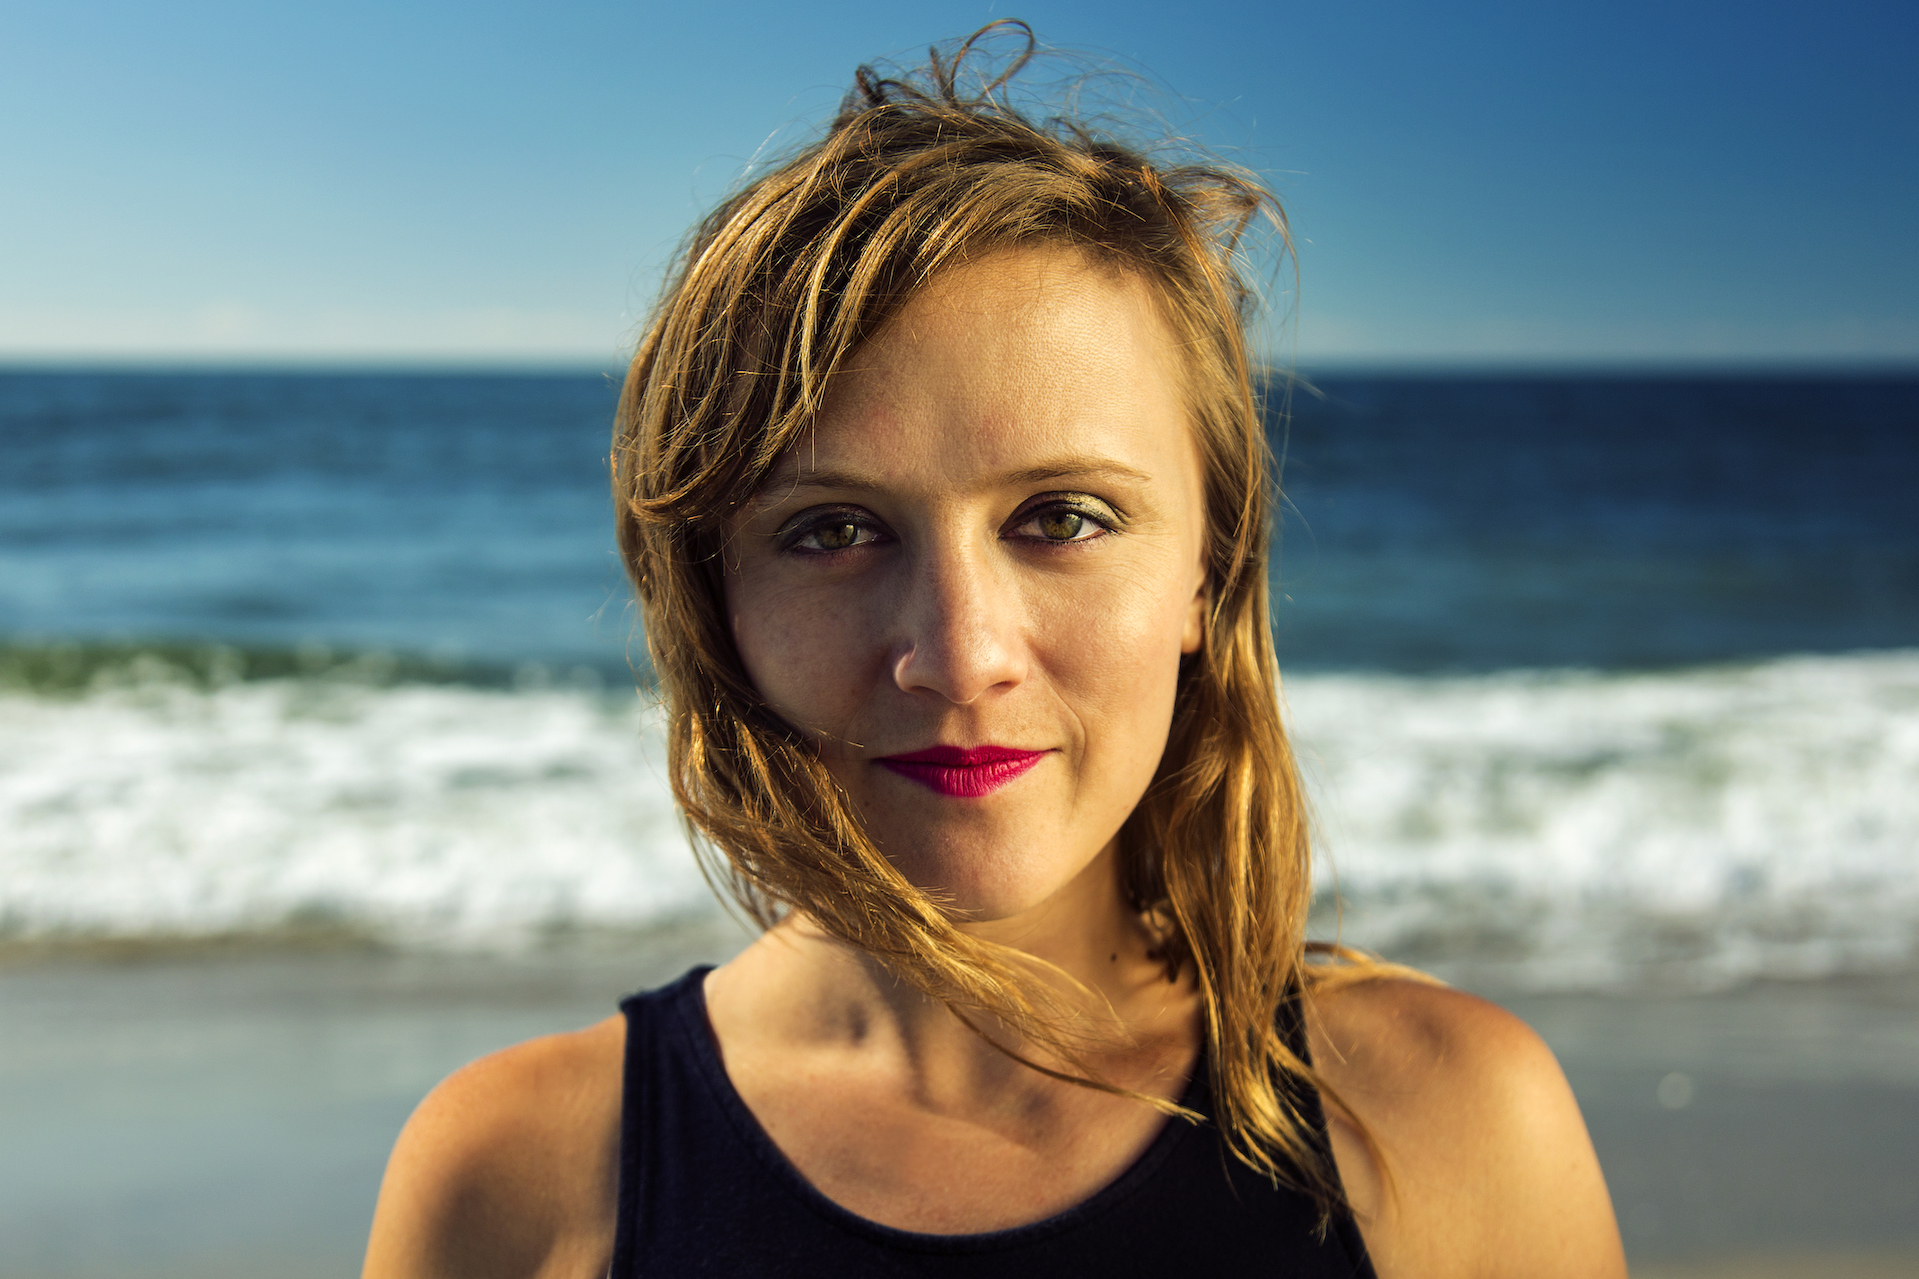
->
[877,745,1047,766]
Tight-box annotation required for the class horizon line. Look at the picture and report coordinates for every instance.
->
[4,355,1916,380]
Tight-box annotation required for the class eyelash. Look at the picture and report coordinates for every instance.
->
[776,498,1119,558]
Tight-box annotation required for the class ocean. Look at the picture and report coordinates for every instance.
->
[3,369,1916,992]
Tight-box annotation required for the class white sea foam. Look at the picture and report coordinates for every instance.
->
[1290,650,1919,989]
[0,671,708,949]
[3,651,1916,989]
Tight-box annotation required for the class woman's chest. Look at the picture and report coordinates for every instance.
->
[732,1064,1180,1234]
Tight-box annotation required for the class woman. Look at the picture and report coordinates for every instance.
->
[364,25,1624,1278]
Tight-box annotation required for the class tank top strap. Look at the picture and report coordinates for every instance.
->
[1277,978,1375,1270]
[606,965,713,1279]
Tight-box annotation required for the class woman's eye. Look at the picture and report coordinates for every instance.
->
[1038,510,1086,540]
[1015,504,1109,544]
[810,521,862,551]
[786,516,881,554]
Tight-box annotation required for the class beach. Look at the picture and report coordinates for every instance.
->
[3,928,1915,1277]
[0,924,739,1279]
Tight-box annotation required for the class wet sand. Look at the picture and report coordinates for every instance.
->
[1503,977,1919,1273]
[2,927,1915,1277]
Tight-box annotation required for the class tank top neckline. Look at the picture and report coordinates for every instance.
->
[665,963,1213,1254]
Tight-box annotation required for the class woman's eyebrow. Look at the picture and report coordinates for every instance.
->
[1002,457,1154,486]
[761,455,1154,497]
[767,467,886,494]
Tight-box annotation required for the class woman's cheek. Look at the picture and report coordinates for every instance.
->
[1038,571,1187,727]
[730,581,873,734]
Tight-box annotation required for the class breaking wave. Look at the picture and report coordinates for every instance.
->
[3,644,1915,989]
[1293,650,1919,989]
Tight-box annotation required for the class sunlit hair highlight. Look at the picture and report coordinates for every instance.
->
[613,21,1394,1211]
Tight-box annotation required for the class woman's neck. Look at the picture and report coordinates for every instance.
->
[704,843,1199,1107]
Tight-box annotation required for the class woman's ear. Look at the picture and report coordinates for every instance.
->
[1181,580,1208,655]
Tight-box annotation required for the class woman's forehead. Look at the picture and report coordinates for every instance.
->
[781,253,1188,472]
[861,244,1175,363]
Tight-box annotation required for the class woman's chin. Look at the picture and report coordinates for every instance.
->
[889,846,1112,928]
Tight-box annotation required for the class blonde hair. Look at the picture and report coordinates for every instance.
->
[614,22,1377,1207]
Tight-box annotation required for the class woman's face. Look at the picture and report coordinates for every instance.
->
[726,245,1208,924]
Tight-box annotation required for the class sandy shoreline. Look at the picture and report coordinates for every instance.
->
[1632,1259,1919,1278]
[1502,975,1919,1269]
[3,926,1915,1276]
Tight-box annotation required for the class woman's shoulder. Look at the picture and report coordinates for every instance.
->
[1310,975,1556,1091]
[361,1014,627,1279]
[1308,977,1626,1279]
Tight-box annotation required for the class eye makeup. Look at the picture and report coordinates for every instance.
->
[774,507,891,556]
[1005,493,1126,544]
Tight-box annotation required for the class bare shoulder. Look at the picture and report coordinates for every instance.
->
[1310,976,1556,1096]
[361,1014,627,1279]
[1308,978,1625,1279]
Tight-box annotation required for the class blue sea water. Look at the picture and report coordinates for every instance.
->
[1274,374,1919,670]
[2,370,1913,672]
[2,369,1916,987]
[0,371,632,671]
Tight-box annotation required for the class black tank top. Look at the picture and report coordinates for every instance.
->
[608,967,1376,1276]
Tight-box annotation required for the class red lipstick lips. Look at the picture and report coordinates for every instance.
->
[876,744,1047,798]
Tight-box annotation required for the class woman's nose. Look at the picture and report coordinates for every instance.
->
[889,545,1027,705]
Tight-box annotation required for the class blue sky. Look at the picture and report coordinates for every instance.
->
[3,0,1914,367]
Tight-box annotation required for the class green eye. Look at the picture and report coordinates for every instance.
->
[812,521,861,550]
[1037,510,1085,541]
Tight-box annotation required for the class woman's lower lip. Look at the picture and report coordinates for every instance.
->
[876,752,1045,798]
